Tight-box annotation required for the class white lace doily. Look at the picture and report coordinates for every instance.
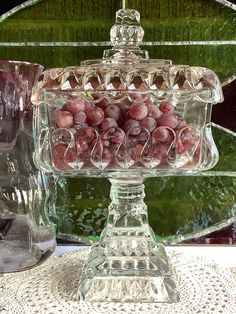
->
[0,248,236,314]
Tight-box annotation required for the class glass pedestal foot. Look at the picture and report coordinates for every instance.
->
[78,177,179,303]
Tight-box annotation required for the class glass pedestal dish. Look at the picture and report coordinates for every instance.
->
[32,9,223,302]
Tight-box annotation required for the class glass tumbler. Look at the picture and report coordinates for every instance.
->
[0,60,56,273]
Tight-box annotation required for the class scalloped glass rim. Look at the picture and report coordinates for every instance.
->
[32,65,223,105]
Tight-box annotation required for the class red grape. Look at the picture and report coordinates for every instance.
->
[159,101,174,113]
[85,106,104,126]
[52,144,76,170]
[97,99,109,110]
[56,110,73,128]
[84,101,94,110]
[176,139,186,154]
[153,143,169,162]
[181,129,195,150]
[152,126,171,143]
[75,128,96,154]
[100,118,117,132]
[147,105,162,119]
[144,97,153,106]
[63,96,85,114]
[140,117,157,132]
[124,119,141,135]
[104,104,121,121]
[116,101,130,113]
[156,113,178,129]
[129,103,148,120]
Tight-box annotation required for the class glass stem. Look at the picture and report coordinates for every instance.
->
[100,177,156,243]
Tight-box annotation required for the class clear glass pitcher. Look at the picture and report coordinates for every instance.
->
[0,60,56,273]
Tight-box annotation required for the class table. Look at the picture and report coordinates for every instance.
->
[0,245,236,314]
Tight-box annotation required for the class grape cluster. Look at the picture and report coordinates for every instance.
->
[51,94,198,170]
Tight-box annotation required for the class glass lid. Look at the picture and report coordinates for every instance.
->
[32,8,223,104]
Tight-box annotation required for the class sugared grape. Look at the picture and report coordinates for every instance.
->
[156,113,178,129]
[140,117,157,132]
[124,119,141,136]
[159,101,174,113]
[104,104,121,121]
[129,103,148,121]
[73,111,87,128]
[63,96,85,114]
[147,105,162,119]
[56,110,73,128]
[85,106,104,126]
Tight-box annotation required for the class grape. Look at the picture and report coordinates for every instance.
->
[140,117,156,132]
[109,143,120,154]
[124,119,141,135]
[156,113,178,129]
[102,147,112,165]
[176,139,186,154]
[153,144,169,162]
[128,92,144,102]
[52,144,76,170]
[61,127,77,140]
[52,144,67,170]
[84,101,94,110]
[63,96,85,114]
[133,143,144,159]
[159,101,174,113]
[85,106,104,126]
[181,129,195,150]
[147,105,162,119]
[129,103,148,120]
[110,130,124,144]
[152,127,171,143]
[144,97,153,106]
[97,99,109,110]
[56,110,73,128]
[105,104,121,121]
[100,118,117,132]
[75,127,96,154]
[91,92,102,101]
[73,111,87,128]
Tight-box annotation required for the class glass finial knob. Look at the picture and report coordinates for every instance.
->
[110,9,144,49]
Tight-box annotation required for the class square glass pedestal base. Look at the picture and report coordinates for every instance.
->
[78,242,179,303]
